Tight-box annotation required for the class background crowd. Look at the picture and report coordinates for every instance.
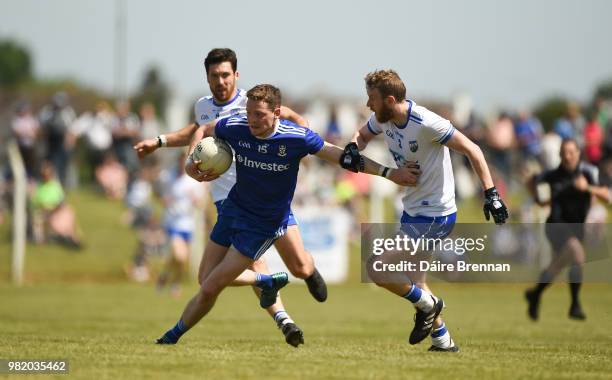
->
[2,84,612,284]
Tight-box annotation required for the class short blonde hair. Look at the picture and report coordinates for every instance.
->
[365,70,406,101]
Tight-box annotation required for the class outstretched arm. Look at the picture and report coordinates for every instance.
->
[134,123,199,159]
[314,141,421,187]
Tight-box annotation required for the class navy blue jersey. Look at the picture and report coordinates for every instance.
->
[215,115,324,230]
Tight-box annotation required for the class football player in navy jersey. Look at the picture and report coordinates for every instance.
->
[136,48,321,347]
[155,84,421,345]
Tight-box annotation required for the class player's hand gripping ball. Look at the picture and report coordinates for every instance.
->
[191,137,233,176]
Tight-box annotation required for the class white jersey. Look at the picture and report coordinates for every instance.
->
[367,100,457,217]
[162,170,205,232]
[194,89,247,203]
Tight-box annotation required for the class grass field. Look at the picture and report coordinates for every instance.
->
[2,283,612,379]
[1,189,612,379]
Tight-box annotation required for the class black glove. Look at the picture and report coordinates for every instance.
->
[483,187,509,225]
[339,142,364,173]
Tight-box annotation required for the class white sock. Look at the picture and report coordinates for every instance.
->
[273,310,294,327]
[431,324,454,348]
[403,286,436,312]
[416,294,436,313]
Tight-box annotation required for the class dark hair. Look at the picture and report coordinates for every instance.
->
[561,138,579,150]
[364,70,406,102]
[246,84,282,110]
[204,48,237,74]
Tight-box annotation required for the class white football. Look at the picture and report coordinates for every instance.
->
[192,137,233,175]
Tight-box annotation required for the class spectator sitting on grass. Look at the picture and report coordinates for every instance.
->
[31,161,82,249]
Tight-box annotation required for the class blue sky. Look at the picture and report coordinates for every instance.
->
[1,0,611,111]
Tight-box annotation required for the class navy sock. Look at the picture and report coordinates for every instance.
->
[430,323,453,348]
[403,285,422,303]
[160,319,188,344]
[255,273,273,289]
[431,323,447,338]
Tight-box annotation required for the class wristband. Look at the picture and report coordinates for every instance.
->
[157,134,168,148]
[378,166,391,178]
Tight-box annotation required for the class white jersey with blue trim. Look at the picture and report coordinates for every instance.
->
[367,100,457,217]
[193,89,247,203]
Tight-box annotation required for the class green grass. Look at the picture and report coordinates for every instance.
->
[1,283,612,379]
[1,189,612,379]
[0,187,138,283]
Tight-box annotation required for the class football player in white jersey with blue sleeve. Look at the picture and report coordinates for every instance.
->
[134,49,322,347]
[346,70,508,352]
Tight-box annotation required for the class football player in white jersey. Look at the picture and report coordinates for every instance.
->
[157,151,207,298]
[343,70,508,352]
[135,49,326,347]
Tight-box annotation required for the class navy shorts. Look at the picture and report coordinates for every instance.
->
[214,200,298,226]
[166,228,193,242]
[400,212,457,240]
[210,199,287,260]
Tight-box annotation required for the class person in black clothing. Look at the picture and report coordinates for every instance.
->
[39,92,76,186]
[525,139,610,321]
